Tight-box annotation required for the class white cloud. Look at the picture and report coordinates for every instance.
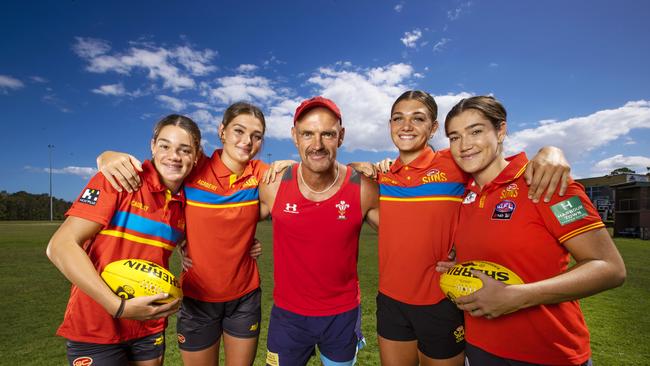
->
[265,98,303,140]
[447,2,472,21]
[172,46,217,76]
[0,75,24,93]
[156,95,186,111]
[394,2,404,12]
[42,93,71,113]
[208,75,277,104]
[433,38,451,52]
[30,76,48,83]
[189,109,219,135]
[401,29,422,48]
[72,37,111,58]
[237,64,258,73]
[624,137,636,145]
[51,166,98,178]
[592,155,650,175]
[299,63,469,152]
[92,83,127,96]
[259,63,471,152]
[489,62,499,68]
[74,37,217,92]
[26,165,97,179]
[505,100,650,163]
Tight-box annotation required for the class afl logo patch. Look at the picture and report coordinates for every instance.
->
[492,200,515,220]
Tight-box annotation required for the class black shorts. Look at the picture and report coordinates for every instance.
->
[176,288,262,351]
[466,343,593,366]
[66,332,165,365]
[376,292,465,359]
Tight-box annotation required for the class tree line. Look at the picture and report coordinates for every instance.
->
[0,191,72,220]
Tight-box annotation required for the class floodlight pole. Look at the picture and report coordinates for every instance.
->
[48,144,54,221]
[267,153,272,164]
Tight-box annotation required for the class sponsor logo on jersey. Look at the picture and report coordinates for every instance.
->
[421,169,448,183]
[73,357,93,366]
[551,196,588,226]
[499,183,519,199]
[79,188,100,206]
[177,333,186,344]
[463,191,477,204]
[492,200,516,220]
[379,176,399,185]
[242,176,259,188]
[283,203,299,214]
[197,179,218,191]
[336,200,350,220]
[130,200,149,212]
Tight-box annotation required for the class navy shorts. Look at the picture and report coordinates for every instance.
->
[176,288,262,351]
[66,332,165,365]
[376,292,465,359]
[266,305,364,366]
[466,343,593,366]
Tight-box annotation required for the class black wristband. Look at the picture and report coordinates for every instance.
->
[113,298,126,319]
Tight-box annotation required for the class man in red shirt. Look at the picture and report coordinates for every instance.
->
[260,97,379,366]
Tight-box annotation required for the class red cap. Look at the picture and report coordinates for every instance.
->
[293,96,342,125]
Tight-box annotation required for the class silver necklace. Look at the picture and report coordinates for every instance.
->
[298,162,340,194]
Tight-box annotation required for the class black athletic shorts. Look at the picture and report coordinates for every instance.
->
[176,288,262,351]
[66,332,165,365]
[376,292,465,359]
[466,343,593,366]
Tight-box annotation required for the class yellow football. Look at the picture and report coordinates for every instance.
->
[101,259,182,304]
[440,260,523,302]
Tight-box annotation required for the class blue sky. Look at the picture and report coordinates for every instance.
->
[2,0,649,201]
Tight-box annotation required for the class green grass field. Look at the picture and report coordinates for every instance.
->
[1,221,648,365]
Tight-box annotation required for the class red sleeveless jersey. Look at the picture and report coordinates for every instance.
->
[271,165,363,316]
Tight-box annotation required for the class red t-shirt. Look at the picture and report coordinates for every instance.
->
[455,153,604,365]
[271,165,363,316]
[378,148,468,305]
[57,160,185,344]
[181,150,267,302]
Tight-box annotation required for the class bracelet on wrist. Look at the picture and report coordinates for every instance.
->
[113,298,126,319]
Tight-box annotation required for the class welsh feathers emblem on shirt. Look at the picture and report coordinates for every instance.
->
[336,200,350,220]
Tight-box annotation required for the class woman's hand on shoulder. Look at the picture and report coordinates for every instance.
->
[97,151,143,193]
[375,158,394,174]
[348,162,377,180]
[525,146,570,203]
[262,160,296,184]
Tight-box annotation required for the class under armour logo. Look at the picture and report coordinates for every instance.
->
[283,203,299,214]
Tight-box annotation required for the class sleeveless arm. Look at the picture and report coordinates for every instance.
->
[360,174,379,230]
